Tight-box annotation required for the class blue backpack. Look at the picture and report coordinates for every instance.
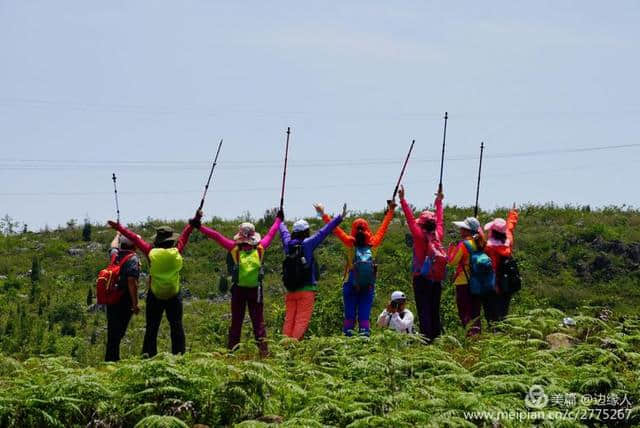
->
[463,241,496,296]
[353,246,376,286]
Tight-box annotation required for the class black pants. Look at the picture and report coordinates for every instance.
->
[412,276,442,342]
[142,291,185,357]
[105,299,133,362]
[482,292,513,324]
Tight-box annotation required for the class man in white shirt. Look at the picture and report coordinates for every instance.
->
[376,291,414,334]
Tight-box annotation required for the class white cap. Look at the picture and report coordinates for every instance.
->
[292,219,310,233]
[391,291,406,302]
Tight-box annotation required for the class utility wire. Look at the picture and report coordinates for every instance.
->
[0,143,638,171]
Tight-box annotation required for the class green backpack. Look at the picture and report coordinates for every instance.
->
[228,245,265,288]
[148,247,183,299]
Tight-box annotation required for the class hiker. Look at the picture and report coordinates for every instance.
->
[376,291,415,334]
[483,205,520,322]
[319,200,396,336]
[279,204,346,340]
[448,217,485,336]
[191,210,282,356]
[108,212,201,357]
[104,232,140,362]
[398,185,446,342]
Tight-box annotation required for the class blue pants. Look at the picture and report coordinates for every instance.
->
[342,272,375,336]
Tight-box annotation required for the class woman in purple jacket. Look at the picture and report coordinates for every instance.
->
[279,203,346,340]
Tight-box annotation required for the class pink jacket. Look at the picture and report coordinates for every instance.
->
[400,196,444,278]
[198,218,282,251]
[113,223,194,257]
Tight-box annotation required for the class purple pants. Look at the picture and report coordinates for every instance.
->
[455,283,482,336]
[229,285,268,355]
[412,276,442,342]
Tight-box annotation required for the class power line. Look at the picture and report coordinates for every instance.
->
[0,143,638,171]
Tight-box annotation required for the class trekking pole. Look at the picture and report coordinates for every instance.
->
[279,127,291,211]
[112,173,120,223]
[198,139,223,212]
[391,139,415,201]
[438,112,448,193]
[474,142,485,218]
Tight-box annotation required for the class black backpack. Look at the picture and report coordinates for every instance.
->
[498,256,521,294]
[282,244,312,292]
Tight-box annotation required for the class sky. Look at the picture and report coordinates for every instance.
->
[1,1,639,230]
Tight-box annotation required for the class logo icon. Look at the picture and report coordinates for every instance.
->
[525,385,549,409]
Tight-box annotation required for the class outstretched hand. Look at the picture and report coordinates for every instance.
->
[435,189,445,201]
[313,203,325,216]
[398,185,405,200]
[341,203,348,218]
[107,220,118,228]
[387,199,397,211]
[276,208,284,220]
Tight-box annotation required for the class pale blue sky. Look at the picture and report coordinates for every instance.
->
[1,1,639,230]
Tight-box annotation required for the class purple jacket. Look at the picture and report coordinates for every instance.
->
[279,215,343,285]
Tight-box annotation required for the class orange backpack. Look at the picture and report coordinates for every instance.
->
[96,252,135,305]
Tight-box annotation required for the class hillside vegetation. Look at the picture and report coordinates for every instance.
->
[0,204,639,427]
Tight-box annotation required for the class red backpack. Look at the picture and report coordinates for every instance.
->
[96,252,135,305]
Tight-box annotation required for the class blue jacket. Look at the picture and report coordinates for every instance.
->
[279,215,343,286]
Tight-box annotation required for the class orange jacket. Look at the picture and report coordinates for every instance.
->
[322,209,394,280]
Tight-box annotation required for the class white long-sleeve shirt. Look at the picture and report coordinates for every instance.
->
[377,309,414,334]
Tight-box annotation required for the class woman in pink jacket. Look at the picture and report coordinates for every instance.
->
[190,210,282,357]
[398,185,446,341]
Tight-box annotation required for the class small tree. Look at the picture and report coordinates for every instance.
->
[30,256,41,283]
[82,221,92,242]
[22,224,28,234]
[0,214,19,235]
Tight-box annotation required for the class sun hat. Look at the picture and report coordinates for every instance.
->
[118,234,133,248]
[416,210,436,225]
[391,290,407,302]
[233,222,261,246]
[151,226,180,247]
[292,219,310,233]
[452,217,481,233]
[484,218,507,234]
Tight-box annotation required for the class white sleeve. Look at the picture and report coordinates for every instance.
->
[377,310,390,327]
[393,310,414,332]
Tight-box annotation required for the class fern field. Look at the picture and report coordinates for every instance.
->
[1,205,639,426]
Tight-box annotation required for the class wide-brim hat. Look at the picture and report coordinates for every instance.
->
[152,226,180,246]
[416,210,436,225]
[484,218,507,234]
[234,222,261,246]
[452,217,481,233]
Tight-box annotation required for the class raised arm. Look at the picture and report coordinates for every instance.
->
[176,224,195,254]
[370,203,395,248]
[307,214,343,250]
[279,221,292,250]
[198,225,235,251]
[259,217,282,249]
[322,213,353,248]
[434,194,444,242]
[400,197,424,242]
[506,208,519,247]
[108,221,152,255]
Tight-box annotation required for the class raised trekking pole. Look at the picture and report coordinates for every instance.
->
[198,139,223,212]
[112,173,120,223]
[392,139,415,201]
[438,112,448,193]
[279,127,291,211]
[474,142,485,218]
